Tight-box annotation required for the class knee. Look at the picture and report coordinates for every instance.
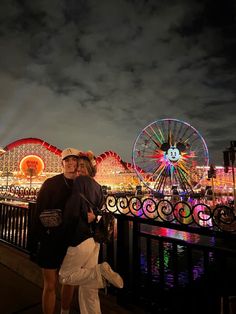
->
[44,278,57,293]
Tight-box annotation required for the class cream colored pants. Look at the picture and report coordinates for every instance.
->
[59,238,103,314]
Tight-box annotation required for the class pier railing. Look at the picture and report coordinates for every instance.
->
[0,194,236,313]
[114,214,236,314]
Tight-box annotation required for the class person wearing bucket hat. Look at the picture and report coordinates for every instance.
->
[30,147,80,314]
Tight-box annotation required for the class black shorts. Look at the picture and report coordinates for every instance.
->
[36,229,67,269]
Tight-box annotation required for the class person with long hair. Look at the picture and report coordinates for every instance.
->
[59,151,123,314]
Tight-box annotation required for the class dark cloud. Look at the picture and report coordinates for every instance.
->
[0,0,235,167]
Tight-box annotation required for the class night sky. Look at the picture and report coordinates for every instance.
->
[0,0,235,165]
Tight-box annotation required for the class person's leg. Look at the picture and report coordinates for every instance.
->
[60,245,77,314]
[79,286,101,314]
[59,238,104,289]
[78,241,101,314]
[61,284,74,314]
[60,238,123,289]
[98,262,124,288]
[42,268,58,314]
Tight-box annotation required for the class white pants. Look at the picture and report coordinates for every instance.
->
[59,238,103,314]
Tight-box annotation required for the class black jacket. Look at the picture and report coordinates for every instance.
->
[28,174,73,260]
[63,175,104,247]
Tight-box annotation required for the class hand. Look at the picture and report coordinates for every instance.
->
[87,211,96,223]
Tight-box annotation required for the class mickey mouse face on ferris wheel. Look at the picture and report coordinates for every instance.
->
[166,147,180,162]
[160,142,186,163]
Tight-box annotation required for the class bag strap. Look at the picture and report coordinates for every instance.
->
[79,192,95,208]
[79,193,103,216]
[79,192,97,215]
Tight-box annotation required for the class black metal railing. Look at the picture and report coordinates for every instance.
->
[104,195,236,234]
[0,195,236,313]
[0,202,30,251]
[113,214,236,313]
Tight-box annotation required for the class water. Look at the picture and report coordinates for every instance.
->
[139,226,216,289]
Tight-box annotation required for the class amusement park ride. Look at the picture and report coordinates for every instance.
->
[0,119,235,207]
[132,119,209,196]
[0,123,235,237]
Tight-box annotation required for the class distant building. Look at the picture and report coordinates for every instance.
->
[0,138,141,191]
[0,138,235,195]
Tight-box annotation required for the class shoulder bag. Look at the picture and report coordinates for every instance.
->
[79,193,115,244]
[39,209,62,228]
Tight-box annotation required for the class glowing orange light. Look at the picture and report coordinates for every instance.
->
[19,155,44,177]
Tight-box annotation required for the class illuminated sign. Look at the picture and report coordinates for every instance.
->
[20,155,44,177]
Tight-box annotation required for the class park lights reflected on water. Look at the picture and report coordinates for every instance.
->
[139,226,216,288]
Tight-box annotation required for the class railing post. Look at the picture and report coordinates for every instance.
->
[132,220,141,300]
[116,215,131,307]
[26,201,36,254]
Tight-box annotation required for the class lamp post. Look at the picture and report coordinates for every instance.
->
[208,164,216,207]
[27,168,36,189]
[223,141,236,214]
[2,169,13,187]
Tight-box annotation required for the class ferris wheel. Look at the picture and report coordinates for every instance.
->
[132,119,209,195]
